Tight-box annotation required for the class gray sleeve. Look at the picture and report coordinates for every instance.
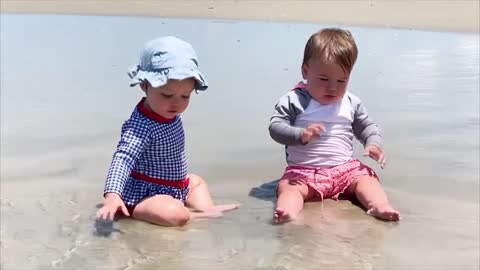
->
[351,96,383,147]
[269,89,311,145]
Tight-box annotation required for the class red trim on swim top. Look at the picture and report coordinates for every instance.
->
[131,171,190,188]
[137,97,175,123]
[290,81,307,91]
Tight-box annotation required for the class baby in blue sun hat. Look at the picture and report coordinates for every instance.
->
[97,36,239,226]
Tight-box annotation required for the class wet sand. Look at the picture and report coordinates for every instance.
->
[1,10,479,270]
[1,0,479,32]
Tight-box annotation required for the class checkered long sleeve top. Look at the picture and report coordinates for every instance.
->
[103,99,187,195]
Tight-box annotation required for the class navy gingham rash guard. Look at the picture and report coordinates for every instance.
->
[103,98,189,205]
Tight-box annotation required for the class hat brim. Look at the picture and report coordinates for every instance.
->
[129,66,208,91]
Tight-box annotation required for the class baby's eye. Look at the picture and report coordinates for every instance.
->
[161,93,174,99]
[319,78,329,81]
[337,80,346,83]
[181,95,191,99]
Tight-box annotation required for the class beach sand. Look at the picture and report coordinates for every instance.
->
[1,0,479,32]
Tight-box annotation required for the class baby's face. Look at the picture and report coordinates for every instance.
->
[302,59,350,105]
[144,79,195,119]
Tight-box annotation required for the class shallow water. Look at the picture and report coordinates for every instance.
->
[1,14,479,270]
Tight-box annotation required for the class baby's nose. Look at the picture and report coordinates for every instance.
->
[327,84,337,91]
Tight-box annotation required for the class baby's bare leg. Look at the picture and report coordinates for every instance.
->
[274,180,314,223]
[132,195,191,226]
[186,174,239,213]
[348,176,401,221]
[185,174,214,211]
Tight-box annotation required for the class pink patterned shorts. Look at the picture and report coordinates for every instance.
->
[278,159,378,200]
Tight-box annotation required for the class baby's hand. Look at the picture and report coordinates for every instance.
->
[96,193,130,221]
[364,144,386,169]
[302,123,326,144]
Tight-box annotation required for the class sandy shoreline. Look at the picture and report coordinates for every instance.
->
[1,0,479,32]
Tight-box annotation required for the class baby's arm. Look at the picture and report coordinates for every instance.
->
[104,121,152,196]
[97,120,152,220]
[352,98,382,148]
[351,96,386,167]
[269,90,310,145]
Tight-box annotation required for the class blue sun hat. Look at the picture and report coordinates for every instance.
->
[128,36,208,91]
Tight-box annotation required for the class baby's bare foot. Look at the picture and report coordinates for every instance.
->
[191,204,239,219]
[367,204,401,221]
[213,204,240,213]
[190,210,223,220]
[274,208,294,224]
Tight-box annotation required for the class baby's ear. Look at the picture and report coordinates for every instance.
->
[301,64,308,79]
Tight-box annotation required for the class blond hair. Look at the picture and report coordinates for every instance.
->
[302,28,358,72]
